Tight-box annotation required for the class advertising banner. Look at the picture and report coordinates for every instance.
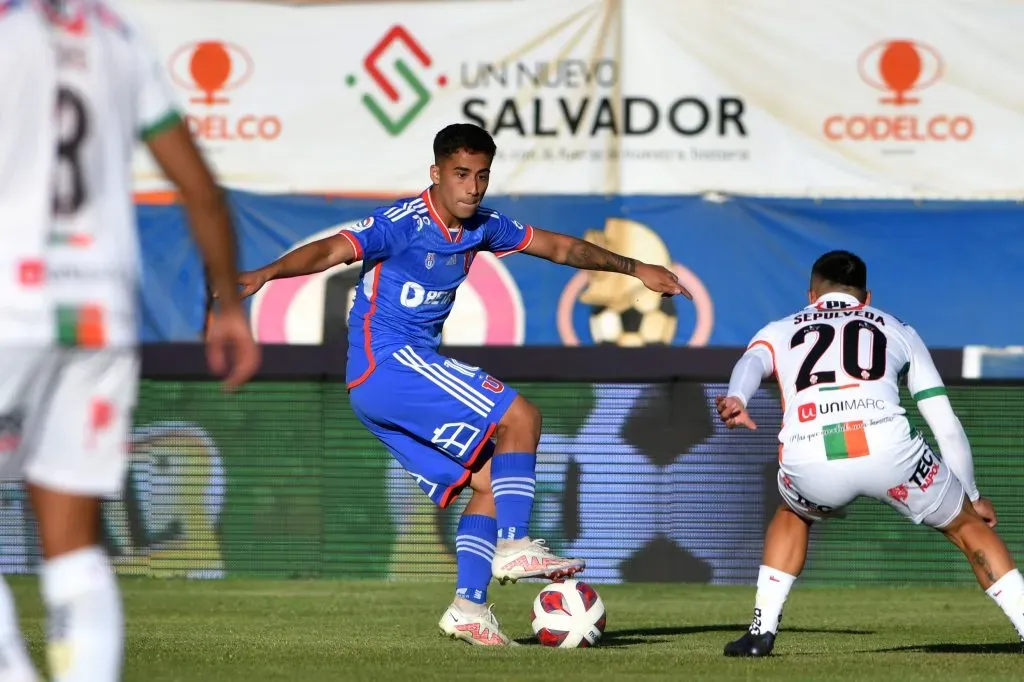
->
[130,0,620,195]
[127,0,1024,197]
[137,192,1024,348]
[619,0,1024,197]
[0,381,1019,585]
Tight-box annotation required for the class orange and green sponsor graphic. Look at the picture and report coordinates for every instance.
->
[822,420,870,460]
[57,304,106,348]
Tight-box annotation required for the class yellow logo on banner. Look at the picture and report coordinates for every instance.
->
[556,218,714,347]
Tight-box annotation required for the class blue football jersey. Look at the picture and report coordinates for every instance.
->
[340,188,534,388]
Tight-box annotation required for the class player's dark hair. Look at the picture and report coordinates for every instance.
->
[433,123,497,161]
[810,250,868,295]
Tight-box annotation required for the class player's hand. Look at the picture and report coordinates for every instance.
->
[972,497,998,527]
[715,395,758,430]
[635,262,693,300]
[237,270,270,299]
[205,305,261,392]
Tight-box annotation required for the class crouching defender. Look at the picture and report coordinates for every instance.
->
[717,250,1024,656]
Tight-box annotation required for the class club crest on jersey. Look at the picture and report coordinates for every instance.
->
[425,252,436,269]
[349,217,374,233]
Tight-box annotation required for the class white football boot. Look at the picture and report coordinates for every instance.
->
[438,602,517,646]
[491,538,585,585]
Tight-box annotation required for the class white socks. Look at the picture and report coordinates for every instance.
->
[0,575,39,682]
[41,547,123,682]
[986,569,1024,642]
[750,565,797,635]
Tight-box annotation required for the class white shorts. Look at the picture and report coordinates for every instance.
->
[777,435,965,529]
[0,348,139,497]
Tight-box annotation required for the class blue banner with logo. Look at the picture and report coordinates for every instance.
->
[138,193,1024,348]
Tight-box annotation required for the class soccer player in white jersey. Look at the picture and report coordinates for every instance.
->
[715,250,1024,656]
[0,1,260,680]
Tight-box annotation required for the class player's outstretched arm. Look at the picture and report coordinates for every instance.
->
[236,234,358,299]
[524,228,692,299]
[146,119,260,389]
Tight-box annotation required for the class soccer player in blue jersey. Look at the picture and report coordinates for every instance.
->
[237,123,691,645]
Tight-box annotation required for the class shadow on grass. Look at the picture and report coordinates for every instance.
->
[867,642,1022,655]
[515,623,876,648]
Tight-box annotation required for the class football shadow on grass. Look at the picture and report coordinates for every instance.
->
[868,642,1022,655]
[515,624,875,648]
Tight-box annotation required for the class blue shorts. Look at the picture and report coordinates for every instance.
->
[348,345,518,508]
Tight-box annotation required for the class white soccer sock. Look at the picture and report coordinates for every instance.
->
[41,547,123,682]
[750,565,797,635]
[0,575,40,682]
[985,569,1024,642]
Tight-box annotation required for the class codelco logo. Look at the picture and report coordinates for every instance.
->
[823,39,973,143]
[169,41,283,142]
[346,25,447,136]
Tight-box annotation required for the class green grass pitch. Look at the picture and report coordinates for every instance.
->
[7,578,1022,681]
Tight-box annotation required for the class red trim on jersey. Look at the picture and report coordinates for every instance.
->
[40,0,87,34]
[346,262,382,390]
[495,224,535,258]
[439,468,473,509]
[422,189,464,243]
[338,230,363,260]
[747,339,777,375]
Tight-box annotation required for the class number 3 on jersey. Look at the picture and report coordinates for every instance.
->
[54,87,89,217]
[791,320,887,391]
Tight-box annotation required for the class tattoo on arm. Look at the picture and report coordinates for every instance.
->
[565,239,637,274]
[971,549,997,583]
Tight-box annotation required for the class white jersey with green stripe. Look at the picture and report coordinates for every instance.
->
[1,0,180,346]
[742,292,946,464]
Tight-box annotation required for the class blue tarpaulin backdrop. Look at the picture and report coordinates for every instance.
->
[138,193,1023,347]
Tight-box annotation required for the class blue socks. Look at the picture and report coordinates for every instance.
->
[490,452,536,541]
[455,515,497,604]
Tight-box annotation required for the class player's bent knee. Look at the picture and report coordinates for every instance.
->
[497,395,542,440]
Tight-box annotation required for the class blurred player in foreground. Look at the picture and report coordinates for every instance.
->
[716,250,1024,656]
[235,123,690,645]
[0,2,259,680]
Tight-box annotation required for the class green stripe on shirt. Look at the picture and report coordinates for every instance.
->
[140,110,182,141]
[912,386,948,401]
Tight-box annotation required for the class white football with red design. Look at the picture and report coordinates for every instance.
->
[531,579,606,648]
